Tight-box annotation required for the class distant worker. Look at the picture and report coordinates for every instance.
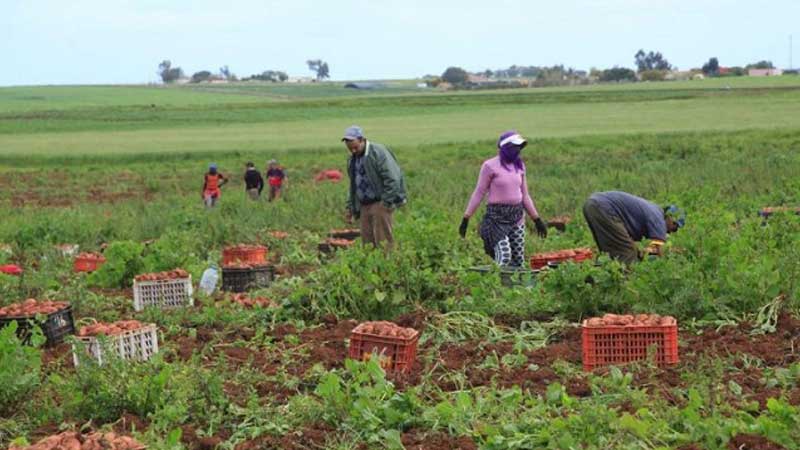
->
[343,125,407,248]
[265,159,287,202]
[243,161,264,200]
[202,163,227,208]
[582,191,685,264]
[459,130,547,267]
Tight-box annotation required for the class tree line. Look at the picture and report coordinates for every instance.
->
[437,50,788,86]
[156,59,331,83]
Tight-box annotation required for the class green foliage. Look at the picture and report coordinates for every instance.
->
[0,322,44,415]
[87,240,145,288]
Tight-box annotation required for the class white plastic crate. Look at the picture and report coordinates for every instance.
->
[72,324,159,366]
[133,276,194,312]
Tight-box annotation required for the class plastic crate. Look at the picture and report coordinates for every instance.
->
[531,248,593,270]
[348,328,420,373]
[468,265,537,288]
[318,239,355,255]
[73,255,106,273]
[221,266,274,293]
[582,321,679,371]
[328,229,361,240]
[72,324,159,366]
[0,306,75,347]
[133,276,194,312]
[222,246,268,266]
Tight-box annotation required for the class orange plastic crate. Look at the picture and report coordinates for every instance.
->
[530,248,593,270]
[222,246,268,266]
[73,255,106,273]
[582,321,678,371]
[348,329,419,373]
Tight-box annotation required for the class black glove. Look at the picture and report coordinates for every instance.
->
[534,218,548,239]
[459,217,469,238]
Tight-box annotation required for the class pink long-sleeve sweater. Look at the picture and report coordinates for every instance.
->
[464,156,539,224]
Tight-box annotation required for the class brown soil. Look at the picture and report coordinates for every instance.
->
[235,422,333,450]
[401,428,478,450]
[114,413,150,434]
[727,434,786,449]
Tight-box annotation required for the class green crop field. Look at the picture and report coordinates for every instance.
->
[2,78,800,450]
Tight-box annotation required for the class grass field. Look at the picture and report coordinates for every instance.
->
[2,78,800,449]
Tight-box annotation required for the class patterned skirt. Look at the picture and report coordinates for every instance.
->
[479,203,524,258]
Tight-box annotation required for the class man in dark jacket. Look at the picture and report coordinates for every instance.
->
[243,162,264,200]
[342,125,407,248]
[583,191,685,264]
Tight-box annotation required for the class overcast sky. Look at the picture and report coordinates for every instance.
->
[2,0,798,86]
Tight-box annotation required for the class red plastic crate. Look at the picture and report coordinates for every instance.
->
[348,329,420,373]
[530,248,593,270]
[73,255,106,273]
[582,321,678,371]
[222,246,268,266]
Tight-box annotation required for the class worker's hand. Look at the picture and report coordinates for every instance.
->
[644,240,665,256]
[459,217,469,238]
[534,218,548,239]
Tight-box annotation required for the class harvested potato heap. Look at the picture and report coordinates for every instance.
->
[353,321,418,338]
[11,431,145,450]
[584,313,677,327]
[229,293,275,308]
[134,269,189,282]
[78,320,145,337]
[0,299,69,317]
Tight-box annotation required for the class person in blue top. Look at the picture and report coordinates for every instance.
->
[583,191,685,264]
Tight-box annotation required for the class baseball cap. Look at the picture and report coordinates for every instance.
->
[342,125,364,141]
[665,205,686,228]
[209,163,218,170]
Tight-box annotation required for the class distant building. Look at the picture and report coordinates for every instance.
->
[416,83,428,88]
[749,68,783,77]
[718,67,732,75]
[467,74,491,84]
[288,76,314,83]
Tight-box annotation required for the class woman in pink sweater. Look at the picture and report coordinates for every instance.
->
[459,131,547,267]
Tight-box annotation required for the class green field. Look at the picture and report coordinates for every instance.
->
[2,78,800,450]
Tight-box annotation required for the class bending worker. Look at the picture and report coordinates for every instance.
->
[459,130,547,267]
[342,125,407,248]
[583,191,685,264]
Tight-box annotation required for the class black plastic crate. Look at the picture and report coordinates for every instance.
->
[0,306,75,347]
[222,266,274,293]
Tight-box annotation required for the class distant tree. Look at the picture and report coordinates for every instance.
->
[600,67,637,82]
[701,57,720,76]
[745,60,774,69]
[441,66,469,84]
[191,71,213,83]
[219,65,237,81]
[635,49,672,72]
[306,59,330,80]
[483,69,493,78]
[157,60,184,83]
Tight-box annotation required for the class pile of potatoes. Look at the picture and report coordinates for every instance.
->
[584,313,677,327]
[229,293,275,308]
[77,320,146,337]
[353,321,417,339]
[10,431,145,450]
[134,269,189,282]
[0,299,69,318]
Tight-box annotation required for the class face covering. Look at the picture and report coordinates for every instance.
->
[499,144,524,171]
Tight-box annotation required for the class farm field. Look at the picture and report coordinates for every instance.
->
[2,78,800,450]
